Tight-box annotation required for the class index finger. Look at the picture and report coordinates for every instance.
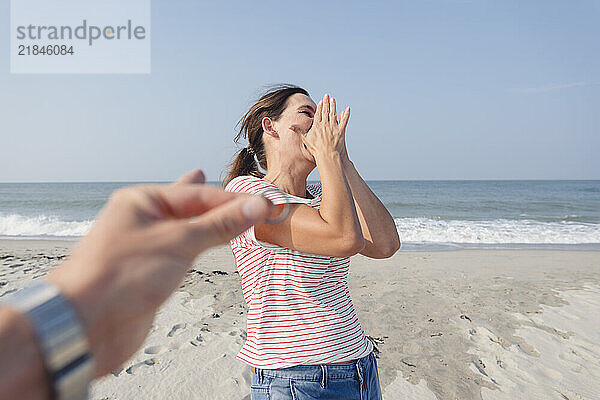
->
[151,184,273,219]
[314,99,323,122]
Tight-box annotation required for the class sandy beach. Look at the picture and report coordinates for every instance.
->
[1,240,598,400]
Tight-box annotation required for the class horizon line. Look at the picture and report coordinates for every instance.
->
[1,178,599,184]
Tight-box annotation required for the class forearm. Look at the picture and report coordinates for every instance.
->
[0,308,49,400]
[0,174,271,400]
[315,152,364,245]
[342,158,400,257]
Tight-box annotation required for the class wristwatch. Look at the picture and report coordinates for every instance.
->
[3,280,95,400]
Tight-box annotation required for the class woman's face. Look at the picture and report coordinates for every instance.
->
[271,93,317,164]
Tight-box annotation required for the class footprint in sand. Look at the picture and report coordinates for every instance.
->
[167,323,187,337]
[125,358,159,375]
[144,345,167,355]
[470,361,498,385]
[0,288,17,298]
[190,335,203,347]
[496,358,505,369]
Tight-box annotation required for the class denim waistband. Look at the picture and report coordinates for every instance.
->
[254,352,373,381]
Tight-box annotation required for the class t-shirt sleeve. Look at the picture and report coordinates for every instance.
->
[225,175,311,205]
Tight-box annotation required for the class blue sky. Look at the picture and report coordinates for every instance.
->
[1,0,598,182]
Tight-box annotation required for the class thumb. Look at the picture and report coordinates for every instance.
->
[175,169,206,185]
[177,195,271,255]
[299,132,308,143]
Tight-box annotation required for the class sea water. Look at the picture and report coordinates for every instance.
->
[1,180,598,251]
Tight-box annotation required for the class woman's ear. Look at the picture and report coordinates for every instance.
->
[261,117,279,138]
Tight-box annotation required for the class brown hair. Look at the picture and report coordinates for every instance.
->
[221,84,310,188]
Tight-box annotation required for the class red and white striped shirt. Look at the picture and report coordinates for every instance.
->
[225,175,373,369]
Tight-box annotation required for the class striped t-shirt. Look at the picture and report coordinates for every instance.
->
[225,175,373,369]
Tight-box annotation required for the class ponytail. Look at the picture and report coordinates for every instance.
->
[223,147,265,187]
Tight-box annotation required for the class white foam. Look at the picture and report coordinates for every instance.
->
[0,213,93,237]
[1,213,598,245]
[395,217,600,245]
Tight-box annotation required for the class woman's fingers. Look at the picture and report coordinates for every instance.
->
[315,99,323,123]
[330,97,337,124]
[299,130,310,146]
[322,94,330,122]
[339,106,351,132]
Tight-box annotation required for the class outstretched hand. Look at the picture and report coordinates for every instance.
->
[47,169,274,376]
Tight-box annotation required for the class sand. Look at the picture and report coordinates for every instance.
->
[1,239,599,400]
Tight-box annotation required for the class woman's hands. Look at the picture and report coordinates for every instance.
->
[292,94,350,162]
[46,170,274,377]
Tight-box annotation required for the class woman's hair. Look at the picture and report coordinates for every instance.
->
[221,84,310,188]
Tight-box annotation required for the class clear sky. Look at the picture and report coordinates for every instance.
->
[1,0,598,182]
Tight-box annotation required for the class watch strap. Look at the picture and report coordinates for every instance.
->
[4,280,95,400]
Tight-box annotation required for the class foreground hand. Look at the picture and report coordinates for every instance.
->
[47,169,273,376]
[291,94,350,161]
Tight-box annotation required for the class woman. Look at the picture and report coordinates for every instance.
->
[223,85,400,399]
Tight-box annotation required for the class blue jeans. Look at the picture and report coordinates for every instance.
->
[250,352,383,400]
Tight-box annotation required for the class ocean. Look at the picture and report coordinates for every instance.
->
[1,180,599,251]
